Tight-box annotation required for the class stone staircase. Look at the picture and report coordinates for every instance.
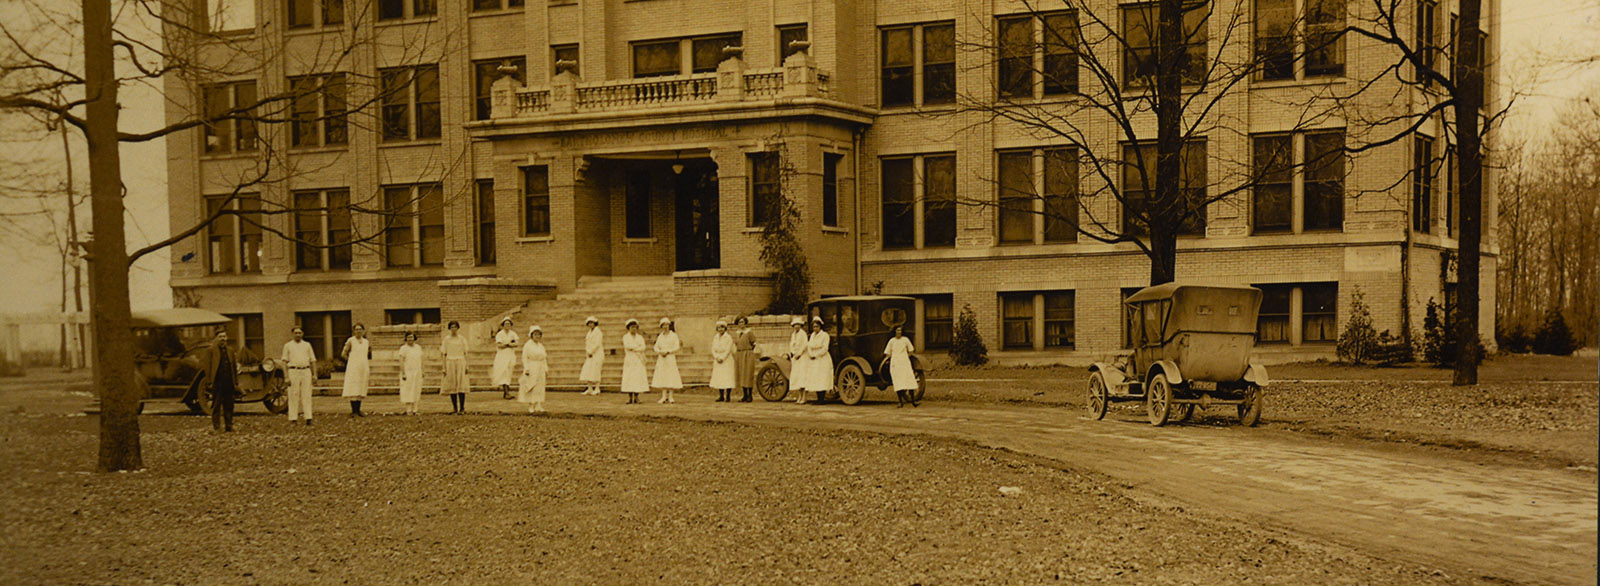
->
[321,276,714,393]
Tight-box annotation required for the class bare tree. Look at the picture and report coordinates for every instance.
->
[950,0,1349,286]
[0,0,469,470]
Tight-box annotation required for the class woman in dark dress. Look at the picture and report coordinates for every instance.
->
[732,316,758,402]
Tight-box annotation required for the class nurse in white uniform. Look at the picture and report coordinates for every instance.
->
[804,316,833,402]
[619,319,648,404]
[519,325,548,413]
[396,332,424,415]
[491,318,519,399]
[884,325,919,407]
[652,317,683,404]
[579,316,604,395]
[709,320,736,402]
[787,317,809,403]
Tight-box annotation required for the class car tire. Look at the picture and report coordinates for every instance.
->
[836,363,866,405]
[755,363,788,402]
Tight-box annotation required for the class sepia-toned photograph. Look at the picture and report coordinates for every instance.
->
[1,0,1596,582]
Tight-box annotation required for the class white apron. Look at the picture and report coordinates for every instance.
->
[709,332,736,389]
[518,340,548,404]
[340,337,370,398]
[885,336,918,391]
[652,331,683,389]
[491,329,519,387]
[805,330,833,392]
[579,327,605,383]
[787,330,810,391]
[397,343,424,403]
[620,333,649,394]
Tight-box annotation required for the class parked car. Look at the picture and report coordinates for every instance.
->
[1087,283,1270,426]
[754,296,927,405]
[130,308,288,415]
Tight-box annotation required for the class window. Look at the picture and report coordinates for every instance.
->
[1251,130,1344,234]
[625,173,652,238]
[380,65,441,141]
[203,0,257,32]
[295,311,351,364]
[383,183,445,268]
[476,180,496,265]
[224,313,264,358]
[998,148,1078,245]
[880,154,956,249]
[1121,287,1142,349]
[880,21,956,107]
[1122,2,1208,88]
[287,0,340,28]
[778,24,808,65]
[1252,135,1293,233]
[1001,293,1034,350]
[522,166,550,237]
[692,34,742,73]
[1043,291,1075,348]
[471,0,521,11]
[1301,283,1337,342]
[1257,284,1291,343]
[202,81,258,154]
[1417,0,1438,85]
[205,194,262,274]
[822,153,841,228]
[552,44,579,77]
[1413,135,1434,233]
[1303,131,1344,231]
[920,294,953,350]
[1256,0,1345,81]
[473,57,526,121]
[378,0,402,20]
[1445,146,1458,237]
[293,189,352,271]
[748,152,780,227]
[386,308,441,325]
[998,11,1079,99]
[1122,141,1207,237]
[289,74,347,148]
[631,33,741,78]
[1254,282,1338,344]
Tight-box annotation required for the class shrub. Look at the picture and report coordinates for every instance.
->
[1421,298,1459,367]
[1532,310,1579,356]
[1336,287,1379,364]
[949,303,989,366]
[1370,330,1413,366]
[1496,322,1532,354]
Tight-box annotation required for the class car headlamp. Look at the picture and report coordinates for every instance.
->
[260,358,276,372]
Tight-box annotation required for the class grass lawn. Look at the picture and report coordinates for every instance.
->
[0,386,1460,585]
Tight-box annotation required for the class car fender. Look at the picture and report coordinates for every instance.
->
[759,354,792,378]
[1148,360,1184,386]
[1243,363,1270,387]
[838,356,873,377]
[1089,363,1128,389]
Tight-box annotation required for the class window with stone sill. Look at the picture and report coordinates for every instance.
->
[202,80,259,154]
[881,153,955,250]
[997,11,1079,99]
[289,74,347,148]
[287,0,341,29]
[1256,0,1345,81]
[383,183,446,268]
[293,188,352,271]
[379,65,441,141]
[880,21,955,108]
[205,194,262,275]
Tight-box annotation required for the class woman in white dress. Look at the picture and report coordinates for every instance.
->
[787,317,809,403]
[440,321,470,414]
[491,318,519,400]
[652,317,683,404]
[579,316,604,395]
[340,324,372,417]
[804,316,833,402]
[396,332,424,415]
[619,319,648,404]
[519,326,548,413]
[709,320,736,402]
[884,325,919,408]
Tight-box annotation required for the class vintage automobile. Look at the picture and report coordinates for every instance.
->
[1087,283,1270,426]
[754,295,927,405]
[130,308,288,415]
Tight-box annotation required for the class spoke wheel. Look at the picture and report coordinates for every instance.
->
[755,363,788,402]
[1174,403,1194,423]
[262,376,289,415]
[1087,371,1109,420]
[1146,374,1172,427]
[1237,384,1263,427]
[836,364,866,405]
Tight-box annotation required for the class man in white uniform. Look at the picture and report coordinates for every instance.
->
[281,326,317,426]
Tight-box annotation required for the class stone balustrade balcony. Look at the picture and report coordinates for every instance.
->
[484,49,840,123]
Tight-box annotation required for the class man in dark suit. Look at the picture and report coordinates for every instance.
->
[201,328,238,432]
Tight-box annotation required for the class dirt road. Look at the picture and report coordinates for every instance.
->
[470,392,1599,586]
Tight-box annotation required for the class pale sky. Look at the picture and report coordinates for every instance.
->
[0,0,1597,317]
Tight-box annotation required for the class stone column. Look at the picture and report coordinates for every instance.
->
[716,47,746,102]
[549,70,578,114]
[781,43,817,98]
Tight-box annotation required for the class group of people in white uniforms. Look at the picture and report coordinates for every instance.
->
[488,318,550,413]
[616,317,686,404]
[785,316,834,404]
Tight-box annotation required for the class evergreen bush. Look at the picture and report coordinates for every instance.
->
[1336,287,1379,364]
[1532,310,1579,356]
[1421,298,1459,367]
[949,303,989,366]
[1371,330,1413,366]
[1496,322,1532,354]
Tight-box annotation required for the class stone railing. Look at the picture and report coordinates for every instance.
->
[490,49,833,120]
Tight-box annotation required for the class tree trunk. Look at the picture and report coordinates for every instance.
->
[1451,0,1484,386]
[84,0,141,471]
[1149,0,1185,286]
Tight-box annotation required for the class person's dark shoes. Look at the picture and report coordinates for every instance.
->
[305,419,313,426]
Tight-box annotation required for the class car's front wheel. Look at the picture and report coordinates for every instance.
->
[262,376,289,415]
[835,363,866,405]
[755,363,788,402]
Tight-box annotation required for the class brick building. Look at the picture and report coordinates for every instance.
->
[164,0,1498,380]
